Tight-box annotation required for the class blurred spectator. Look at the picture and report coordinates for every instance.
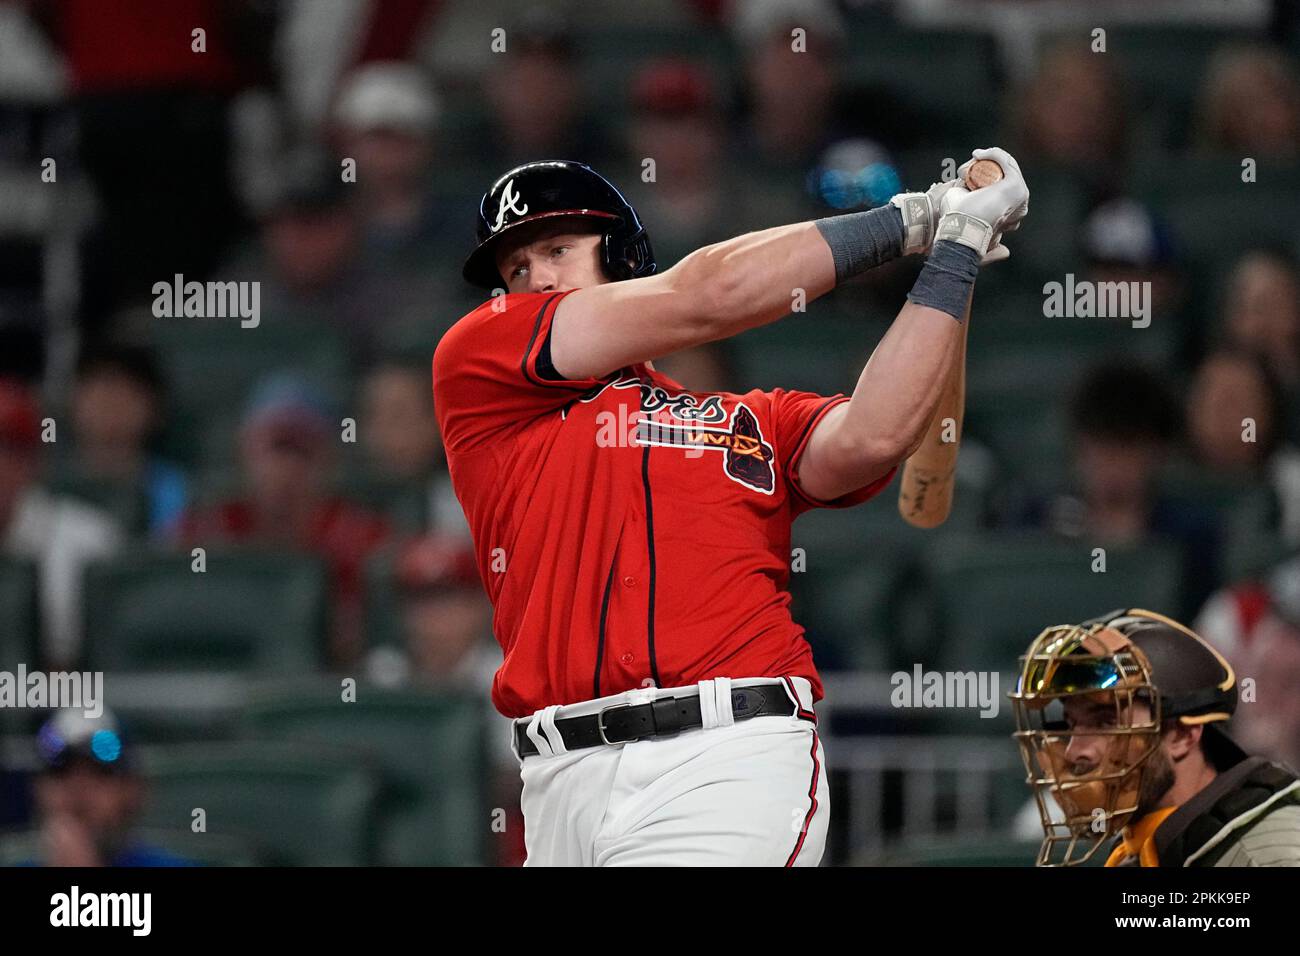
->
[623,59,733,267]
[227,145,466,362]
[0,378,121,667]
[1080,197,1184,326]
[1221,249,1300,392]
[1003,362,1219,611]
[733,0,847,173]
[1013,42,1128,178]
[482,15,610,168]
[332,62,443,244]
[240,144,362,312]
[364,533,522,864]
[1197,45,1300,157]
[806,137,903,214]
[1196,553,1300,771]
[653,342,738,393]
[380,534,494,686]
[31,0,273,330]
[356,359,467,536]
[1185,347,1300,542]
[55,343,188,536]
[176,373,390,666]
[22,708,190,867]
[1061,363,1183,543]
[330,62,472,350]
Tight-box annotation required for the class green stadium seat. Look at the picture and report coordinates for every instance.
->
[242,684,488,866]
[137,741,381,866]
[577,28,733,112]
[924,533,1185,674]
[0,557,39,671]
[877,836,1045,867]
[1161,187,1299,273]
[150,318,351,468]
[842,28,1000,146]
[362,546,405,652]
[791,491,989,670]
[793,561,907,671]
[81,549,328,672]
[732,309,879,392]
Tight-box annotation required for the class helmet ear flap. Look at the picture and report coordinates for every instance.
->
[600,221,656,281]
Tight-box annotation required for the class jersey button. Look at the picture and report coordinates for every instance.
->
[620,653,634,665]
[622,575,636,588]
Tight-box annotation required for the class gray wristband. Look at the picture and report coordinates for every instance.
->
[905,240,980,322]
[814,205,906,283]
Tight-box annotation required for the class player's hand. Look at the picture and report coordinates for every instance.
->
[889,178,962,257]
[936,147,1030,260]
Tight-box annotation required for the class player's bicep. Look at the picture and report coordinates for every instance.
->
[797,402,897,502]
[549,267,722,380]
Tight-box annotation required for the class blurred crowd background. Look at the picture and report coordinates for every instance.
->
[1,0,1299,867]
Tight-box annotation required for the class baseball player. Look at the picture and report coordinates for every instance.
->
[433,153,1030,865]
[1010,608,1300,867]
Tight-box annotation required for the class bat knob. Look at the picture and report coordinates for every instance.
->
[964,159,1004,190]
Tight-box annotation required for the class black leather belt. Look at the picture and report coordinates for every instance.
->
[515,683,808,757]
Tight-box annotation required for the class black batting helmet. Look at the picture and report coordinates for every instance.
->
[462,160,656,290]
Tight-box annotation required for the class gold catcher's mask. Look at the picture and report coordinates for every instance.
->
[1008,618,1162,866]
[1009,608,1240,866]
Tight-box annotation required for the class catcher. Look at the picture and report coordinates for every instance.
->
[433,152,1028,865]
[1009,607,1300,867]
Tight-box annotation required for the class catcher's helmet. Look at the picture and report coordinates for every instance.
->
[462,160,656,290]
[1009,608,1241,866]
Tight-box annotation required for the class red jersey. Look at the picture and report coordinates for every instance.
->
[433,291,895,718]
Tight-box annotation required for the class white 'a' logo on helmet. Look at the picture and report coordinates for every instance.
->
[490,178,529,233]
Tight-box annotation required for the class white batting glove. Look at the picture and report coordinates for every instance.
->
[889,178,963,256]
[936,147,1030,260]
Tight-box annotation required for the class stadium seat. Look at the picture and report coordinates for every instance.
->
[791,495,986,670]
[876,835,1044,867]
[137,741,381,866]
[81,549,328,673]
[842,28,1000,147]
[0,557,38,671]
[731,310,871,392]
[578,27,733,113]
[242,684,489,866]
[1161,186,1299,274]
[1109,28,1256,150]
[150,318,351,468]
[361,546,406,652]
[923,533,1185,674]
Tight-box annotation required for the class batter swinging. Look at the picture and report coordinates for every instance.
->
[433,154,1029,865]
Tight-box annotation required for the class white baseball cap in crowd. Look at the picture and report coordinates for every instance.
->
[333,61,442,135]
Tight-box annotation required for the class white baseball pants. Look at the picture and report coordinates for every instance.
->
[510,676,829,866]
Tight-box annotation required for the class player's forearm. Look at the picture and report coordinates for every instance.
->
[835,243,980,463]
[795,240,977,502]
[836,298,968,462]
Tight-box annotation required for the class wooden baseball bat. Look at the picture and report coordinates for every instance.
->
[896,158,1001,528]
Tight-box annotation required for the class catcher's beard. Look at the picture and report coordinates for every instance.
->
[1134,740,1176,818]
